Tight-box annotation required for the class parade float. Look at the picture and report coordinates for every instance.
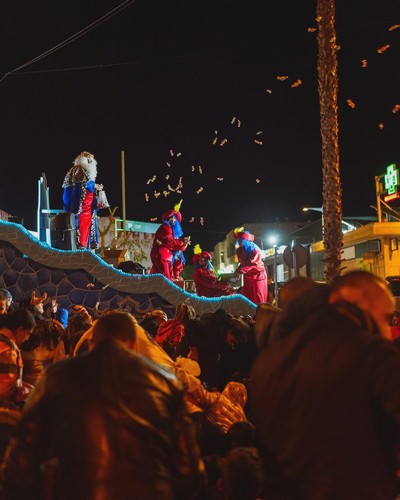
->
[0,220,256,319]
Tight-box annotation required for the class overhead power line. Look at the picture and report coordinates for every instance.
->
[7,51,215,76]
[0,0,135,83]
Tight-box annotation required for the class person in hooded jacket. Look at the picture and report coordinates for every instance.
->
[1,310,205,500]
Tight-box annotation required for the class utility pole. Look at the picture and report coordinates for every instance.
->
[375,174,384,223]
[121,150,126,237]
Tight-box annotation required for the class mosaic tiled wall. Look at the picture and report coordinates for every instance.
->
[0,222,257,318]
[0,241,170,318]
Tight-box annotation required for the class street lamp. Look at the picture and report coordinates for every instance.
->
[302,206,324,238]
[269,236,279,305]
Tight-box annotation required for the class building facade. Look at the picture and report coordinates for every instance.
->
[309,221,400,281]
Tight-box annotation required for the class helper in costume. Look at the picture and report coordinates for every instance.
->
[233,227,268,304]
[170,205,186,282]
[62,151,104,249]
[150,200,190,280]
[192,244,234,297]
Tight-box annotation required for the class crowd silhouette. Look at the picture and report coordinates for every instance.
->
[0,270,399,499]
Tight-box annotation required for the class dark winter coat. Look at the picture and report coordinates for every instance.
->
[251,301,400,500]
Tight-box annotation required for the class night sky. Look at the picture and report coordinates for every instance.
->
[1,0,400,249]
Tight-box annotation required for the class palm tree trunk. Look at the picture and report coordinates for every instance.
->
[316,0,343,283]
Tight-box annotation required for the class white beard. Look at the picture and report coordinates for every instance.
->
[74,156,98,181]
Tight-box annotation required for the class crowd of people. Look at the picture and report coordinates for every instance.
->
[0,269,399,498]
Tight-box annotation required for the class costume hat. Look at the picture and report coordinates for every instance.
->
[233,227,255,242]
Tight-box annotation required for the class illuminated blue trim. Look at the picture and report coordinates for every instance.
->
[0,221,257,316]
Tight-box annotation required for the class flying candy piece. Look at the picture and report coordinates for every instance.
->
[237,119,241,128]
[220,139,228,146]
[150,217,158,221]
[212,137,218,145]
[168,184,175,192]
[196,187,204,194]
[169,149,174,156]
[316,16,322,22]
[146,175,157,184]
[256,131,263,135]
[154,191,161,198]
[165,174,170,179]
[198,165,203,174]
[176,152,182,157]
[378,123,384,129]
[392,104,400,114]
[191,165,195,172]
[277,76,289,81]
[200,217,204,226]
[95,302,100,311]
[388,24,400,31]
[215,130,218,134]
[334,45,341,51]
[145,193,149,202]
[189,217,195,223]
[217,177,224,181]
[86,283,95,289]
[307,27,317,32]
[101,284,110,290]
[166,162,171,167]
[346,99,356,109]
[377,44,390,54]
[176,190,182,194]
[361,59,368,68]
[291,79,302,88]
[256,179,261,183]
[254,140,263,146]
[231,117,236,124]
[265,89,272,94]
[163,191,170,197]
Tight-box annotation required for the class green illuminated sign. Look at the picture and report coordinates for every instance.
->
[384,164,398,194]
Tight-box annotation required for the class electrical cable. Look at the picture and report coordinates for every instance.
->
[0,0,135,83]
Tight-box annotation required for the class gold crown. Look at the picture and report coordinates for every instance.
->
[80,151,94,159]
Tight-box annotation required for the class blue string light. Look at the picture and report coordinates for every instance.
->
[0,221,256,309]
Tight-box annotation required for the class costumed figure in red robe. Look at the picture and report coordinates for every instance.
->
[62,151,104,249]
[192,244,234,297]
[170,206,186,282]
[150,200,190,280]
[233,227,268,304]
